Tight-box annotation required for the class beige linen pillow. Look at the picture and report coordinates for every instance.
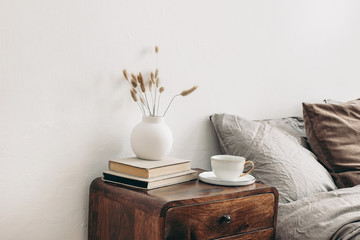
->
[211,113,337,204]
[303,99,360,188]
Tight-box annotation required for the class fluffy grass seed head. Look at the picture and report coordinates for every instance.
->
[159,86,164,93]
[130,89,138,102]
[140,96,145,105]
[131,73,137,82]
[156,77,160,87]
[149,80,153,91]
[123,69,129,81]
[180,86,198,96]
[131,79,138,88]
[150,72,155,84]
[137,73,146,92]
[138,73,144,84]
[155,46,159,53]
[139,81,146,93]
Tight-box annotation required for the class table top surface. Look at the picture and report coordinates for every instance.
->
[91,169,278,207]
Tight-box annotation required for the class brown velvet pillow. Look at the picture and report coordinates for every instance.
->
[302,99,360,188]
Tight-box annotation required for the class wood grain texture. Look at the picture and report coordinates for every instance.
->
[88,188,161,240]
[88,169,278,240]
[217,228,274,239]
[164,194,275,239]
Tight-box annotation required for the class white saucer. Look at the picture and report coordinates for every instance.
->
[199,171,256,186]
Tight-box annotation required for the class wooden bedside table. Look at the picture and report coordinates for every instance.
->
[88,170,278,240]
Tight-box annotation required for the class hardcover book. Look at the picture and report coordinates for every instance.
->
[108,157,191,178]
[102,169,198,190]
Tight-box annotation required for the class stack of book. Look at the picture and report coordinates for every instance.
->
[102,157,198,189]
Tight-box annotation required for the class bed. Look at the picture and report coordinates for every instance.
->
[210,99,360,240]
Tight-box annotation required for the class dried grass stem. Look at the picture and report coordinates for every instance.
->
[122,46,198,117]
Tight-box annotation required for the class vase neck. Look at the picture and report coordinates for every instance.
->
[142,116,164,123]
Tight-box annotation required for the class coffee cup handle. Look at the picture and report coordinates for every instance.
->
[239,161,255,178]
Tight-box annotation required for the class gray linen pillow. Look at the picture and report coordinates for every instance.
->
[211,113,337,204]
[258,116,311,151]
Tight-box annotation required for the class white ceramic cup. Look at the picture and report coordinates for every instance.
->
[211,155,255,181]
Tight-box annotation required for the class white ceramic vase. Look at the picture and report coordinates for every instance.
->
[130,116,173,161]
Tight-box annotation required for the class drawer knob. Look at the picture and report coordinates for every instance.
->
[223,214,231,223]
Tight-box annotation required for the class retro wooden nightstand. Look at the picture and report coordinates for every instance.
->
[88,169,278,240]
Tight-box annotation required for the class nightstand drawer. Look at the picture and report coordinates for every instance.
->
[164,193,275,240]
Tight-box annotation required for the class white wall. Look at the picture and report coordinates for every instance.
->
[1,0,360,239]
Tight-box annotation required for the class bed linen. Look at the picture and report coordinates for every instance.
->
[277,185,360,240]
[211,112,360,239]
[211,113,336,204]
